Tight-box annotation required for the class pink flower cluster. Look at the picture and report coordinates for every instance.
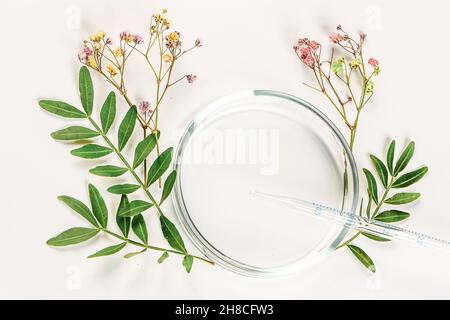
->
[138,100,151,113]
[368,58,379,68]
[78,47,93,63]
[293,38,319,68]
[120,31,144,45]
[186,74,197,83]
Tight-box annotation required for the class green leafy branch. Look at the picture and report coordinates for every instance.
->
[39,66,213,272]
[336,140,429,272]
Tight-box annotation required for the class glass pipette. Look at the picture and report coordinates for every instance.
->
[252,191,450,253]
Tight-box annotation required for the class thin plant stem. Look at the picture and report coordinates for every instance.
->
[102,229,214,265]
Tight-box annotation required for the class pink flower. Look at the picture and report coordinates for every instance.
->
[297,38,310,46]
[120,31,129,40]
[304,55,315,68]
[133,34,144,45]
[138,101,151,113]
[186,74,197,84]
[329,32,344,43]
[195,38,203,47]
[78,47,93,63]
[310,41,320,50]
[368,58,379,68]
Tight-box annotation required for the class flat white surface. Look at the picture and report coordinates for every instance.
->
[1,0,450,299]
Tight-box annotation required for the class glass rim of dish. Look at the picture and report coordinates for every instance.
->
[171,90,359,277]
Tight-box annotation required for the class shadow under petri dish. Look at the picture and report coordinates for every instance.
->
[176,91,356,271]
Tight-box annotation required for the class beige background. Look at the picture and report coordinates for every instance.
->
[1,0,449,298]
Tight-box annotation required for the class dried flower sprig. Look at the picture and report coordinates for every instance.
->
[294,26,428,273]
[294,25,380,150]
[39,11,212,273]
[78,9,201,186]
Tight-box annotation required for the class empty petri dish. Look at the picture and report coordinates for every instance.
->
[172,90,359,277]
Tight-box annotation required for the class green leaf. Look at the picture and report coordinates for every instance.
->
[394,141,415,176]
[51,126,99,141]
[147,147,173,186]
[57,195,99,227]
[100,91,116,134]
[132,214,148,244]
[366,193,372,220]
[331,59,344,74]
[160,215,186,252]
[387,140,396,175]
[132,133,159,169]
[158,251,169,263]
[39,100,86,118]
[118,200,153,218]
[88,242,127,258]
[118,106,137,151]
[392,167,428,188]
[384,192,420,205]
[124,249,146,259]
[182,255,194,273]
[89,165,128,177]
[88,184,108,228]
[375,210,410,223]
[108,184,141,195]
[160,171,177,204]
[363,168,378,204]
[70,144,112,159]
[79,66,94,115]
[347,245,376,273]
[47,227,99,246]
[370,155,388,188]
[361,232,391,242]
[116,195,131,237]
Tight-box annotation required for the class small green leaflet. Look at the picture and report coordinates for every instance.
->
[70,144,112,159]
[124,249,147,259]
[107,184,141,195]
[147,147,173,186]
[39,100,86,119]
[57,195,99,227]
[363,168,378,204]
[394,141,415,176]
[134,131,159,166]
[347,245,376,273]
[79,66,94,115]
[160,215,186,252]
[116,195,131,237]
[100,91,116,134]
[160,171,177,204]
[47,227,99,246]
[132,133,159,169]
[183,255,194,273]
[384,192,420,205]
[88,242,127,258]
[370,155,388,188]
[51,126,99,141]
[89,165,128,177]
[118,200,153,218]
[132,214,148,244]
[361,233,391,242]
[158,251,169,264]
[392,167,428,188]
[374,210,410,223]
[88,184,108,228]
[386,140,396,175]
[118,106,137,151]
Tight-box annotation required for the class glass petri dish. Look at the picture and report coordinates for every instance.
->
[172,90,359,277]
